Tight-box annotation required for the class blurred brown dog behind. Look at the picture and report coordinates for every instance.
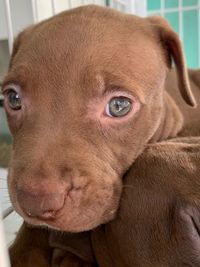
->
[2,4,200,267]
[92,137,200,267]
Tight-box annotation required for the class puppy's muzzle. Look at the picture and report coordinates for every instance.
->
[17,179,69,220]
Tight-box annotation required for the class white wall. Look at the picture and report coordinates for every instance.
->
[0,0,106,40]
[0,0,147,40]
[35,0,105,21]
[0,0,34,40]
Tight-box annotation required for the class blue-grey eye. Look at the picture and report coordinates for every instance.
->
[106,97,132,117]
[7,89,22,110]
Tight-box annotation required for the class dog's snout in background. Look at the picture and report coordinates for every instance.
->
[2,5,197,232]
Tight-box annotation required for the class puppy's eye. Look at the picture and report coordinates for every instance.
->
[5,89,22,110]
[106,97,132,117]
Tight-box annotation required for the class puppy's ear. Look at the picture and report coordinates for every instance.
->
[147,16,196,107]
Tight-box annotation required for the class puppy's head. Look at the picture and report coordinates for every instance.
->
[2,5,195,232]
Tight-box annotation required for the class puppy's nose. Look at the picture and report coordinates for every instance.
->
[17,180,69,220]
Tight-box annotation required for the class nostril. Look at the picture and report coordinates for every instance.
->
[17,188,68,220]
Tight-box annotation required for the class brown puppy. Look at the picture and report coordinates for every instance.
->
[10,137,200,267]
[3,4,200,266]
[2,5,197,233]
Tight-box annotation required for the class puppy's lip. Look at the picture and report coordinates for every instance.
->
[27,208,61,221]
[15,190,113,232]
[12,176,121,232]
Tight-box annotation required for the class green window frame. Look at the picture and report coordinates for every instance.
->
[147,0,200,68]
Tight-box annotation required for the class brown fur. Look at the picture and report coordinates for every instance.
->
[10,137,200,266]
[2,5,200,266]
[92,137,200,266]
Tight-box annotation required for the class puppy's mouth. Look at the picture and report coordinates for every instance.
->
[10,178,122,232]
[18,196,118,232]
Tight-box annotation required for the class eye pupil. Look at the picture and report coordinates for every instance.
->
[7,89,21,110]
[108,97,132,117]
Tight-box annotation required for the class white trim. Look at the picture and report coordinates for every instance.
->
[31,0,38,23]
[135,0,146,16]
[113,0,126,5]
[160,0,164,16]
[128,0,146,16]
[68,0,72,9]
[178,0,183,41]
[51,0,56,15]
[4,0,13,54]
[148,5,200,14]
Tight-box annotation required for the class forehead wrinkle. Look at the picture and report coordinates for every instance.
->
[82,69,146,105]
[94,74,105,96]
[99,71,146,104]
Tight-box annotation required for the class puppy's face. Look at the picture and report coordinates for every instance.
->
[3,6,169,232]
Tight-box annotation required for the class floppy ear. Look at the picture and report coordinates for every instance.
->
[147,16,196,108]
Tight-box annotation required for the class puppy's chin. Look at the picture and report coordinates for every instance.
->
[22,199,120,232]
[20,204,118,232]
[9,177,122,232]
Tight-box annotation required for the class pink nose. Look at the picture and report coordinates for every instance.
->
[17,179,70,220]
